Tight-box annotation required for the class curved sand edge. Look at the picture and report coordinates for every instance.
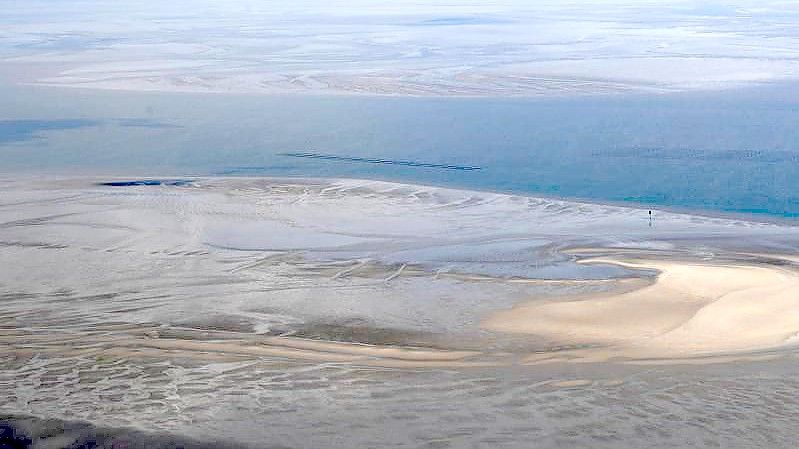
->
[483,255,799,363]
[2,327,495,369]
[128,336,493,368]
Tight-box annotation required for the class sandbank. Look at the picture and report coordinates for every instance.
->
[484,255,799,362]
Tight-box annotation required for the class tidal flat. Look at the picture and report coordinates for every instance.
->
[3,176,799,447]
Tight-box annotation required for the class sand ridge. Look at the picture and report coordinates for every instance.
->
[483,254,799,361]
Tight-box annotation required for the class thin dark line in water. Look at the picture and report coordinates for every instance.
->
[281,152,482,171]
[98,179,193,187]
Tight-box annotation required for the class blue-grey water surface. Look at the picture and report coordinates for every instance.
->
[2,83,799,217]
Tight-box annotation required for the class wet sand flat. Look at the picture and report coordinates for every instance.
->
[4,175,799,447]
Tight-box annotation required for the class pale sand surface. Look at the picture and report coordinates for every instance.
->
[484,255,799,362]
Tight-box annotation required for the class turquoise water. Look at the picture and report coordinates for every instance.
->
[2,83,799,217]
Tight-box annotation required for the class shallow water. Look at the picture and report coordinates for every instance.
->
[2,83,799,217]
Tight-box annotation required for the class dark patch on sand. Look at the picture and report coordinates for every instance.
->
[273,318,446,348]
[0,415,272,449]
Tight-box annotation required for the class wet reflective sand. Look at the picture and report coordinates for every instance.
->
[3,176,799,447]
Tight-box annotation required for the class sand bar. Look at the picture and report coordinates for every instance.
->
[484,255,799,361]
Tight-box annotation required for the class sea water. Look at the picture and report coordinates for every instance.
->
[2,82,799,217]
